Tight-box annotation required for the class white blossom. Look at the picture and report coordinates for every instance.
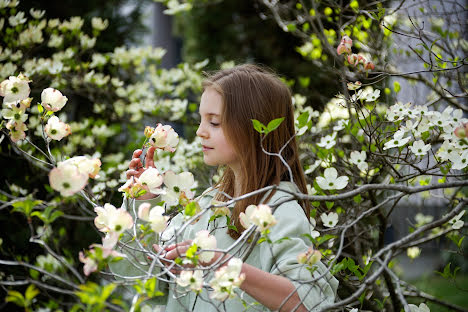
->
[320,212,338,228]
[49,163,88,197]
[383,130,411,150]
[45,116,71,141]
[161,171,195,206]
[317,132,337,149]
[192,230,217,263]
[448,210,465,230]
[0,75,31,103]
[139,167,164,195]
[177,270,203,292]
[91,17,109,31]
[239,204,277,232]
[8,11,26,27]
[409,140,431,156]
[349,151,368,171]
[209,258,245,301]
[41,88,68,112]
[316,167,349,190]
[409,303,430,312]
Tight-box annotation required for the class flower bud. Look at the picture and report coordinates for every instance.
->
[41,87,68,112]
[347,53,359,66]
[363,61,375,71]
[337,43,351,55]
[454,124,467,138]
[144,126,154,138]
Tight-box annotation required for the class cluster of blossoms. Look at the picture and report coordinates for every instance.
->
[336,35,375,71]
[49,156,101,196]
[385,103,468,169]
[176,257,246,301]
[94,203,133,249]
[79,243,125,276]
[297,246,322,267]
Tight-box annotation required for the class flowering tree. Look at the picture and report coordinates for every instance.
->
[1,1,467,312]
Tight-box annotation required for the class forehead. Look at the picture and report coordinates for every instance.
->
[200,87,223,116]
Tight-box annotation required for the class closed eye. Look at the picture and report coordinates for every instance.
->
[210,122,220,127]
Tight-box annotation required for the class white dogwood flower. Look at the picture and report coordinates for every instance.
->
[209,258,245,301]
[407,247,421,259]
[45,116,71,141]
[139,167,164,194]
[41,88,68,112]
[239,204,277,232]
[49,163,88,197]
[409,140,431,156]
[349,151,368,171]
[161,171,195,206]
[138,203,168,233]
[91,17,109,31]
[320,212,338,228]
[0,75,31,103]
[383,130,411,150]
[317,132,337,149]
[192,230,217,263]
[149,123,179,152]
[177,270,204,292]
[316,167,349,190]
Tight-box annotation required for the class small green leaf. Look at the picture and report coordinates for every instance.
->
[393,81,401,93]
[37,103,43,113]
[325,201,334,210]
[353,194,362,204]
[251,119,266,133]
[266,117,285,133]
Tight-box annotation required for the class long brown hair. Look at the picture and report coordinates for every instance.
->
[202,64,310,239]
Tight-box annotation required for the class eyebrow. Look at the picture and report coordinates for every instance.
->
[201,112,220,117]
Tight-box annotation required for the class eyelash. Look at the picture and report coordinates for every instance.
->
[210,122,220,127]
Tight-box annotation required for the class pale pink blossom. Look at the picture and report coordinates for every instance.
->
[139,167,164,194]
[239,204,277,232]
[44,116,71,141]
[41,87,68,112]
[148,123,179,152]
[49,163,88,197]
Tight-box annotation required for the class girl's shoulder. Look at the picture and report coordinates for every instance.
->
[267,181,307,217]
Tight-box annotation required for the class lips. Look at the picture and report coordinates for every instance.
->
[202,145,213,152]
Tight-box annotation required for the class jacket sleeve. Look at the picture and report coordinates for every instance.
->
[108,196,168,306]
[259,199,339,312]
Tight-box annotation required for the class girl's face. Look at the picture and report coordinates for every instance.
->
[196,88,240,170]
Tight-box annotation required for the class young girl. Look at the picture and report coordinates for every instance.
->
[116,64,338,311]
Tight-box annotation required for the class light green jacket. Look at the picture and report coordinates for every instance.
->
[111,181,338,311]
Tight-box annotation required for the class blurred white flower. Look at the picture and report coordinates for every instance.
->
[320,212,338,228]
[409,140,431,156]
[192,230,217,263]
[317,132,337,149]
[347,81,361,90]
[29,8,45,19]
[409,303,430,312]
[407,247,421,259]
[48,34,63,48]
[91,17,109,31]
[349,151,368,171]
[177,270,203,292]
[415,213,433,227]
[239,204,277,232]
[333,119,349,131]
[448,210,465,230]
[316,167,349,190]
[8,11,26,26]
[297,246,322,266]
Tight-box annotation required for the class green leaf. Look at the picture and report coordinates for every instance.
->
[325,201,334,210]
[251,119,266,133]
[37,103,43,113]
[25,284,39,302]
[266,117,285,133]
[286,24,296,32]
[393,81,401,93]
[353,194,362,204]
[5,290,25,307]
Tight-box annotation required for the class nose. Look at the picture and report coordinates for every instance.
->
[196,122,208,139]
